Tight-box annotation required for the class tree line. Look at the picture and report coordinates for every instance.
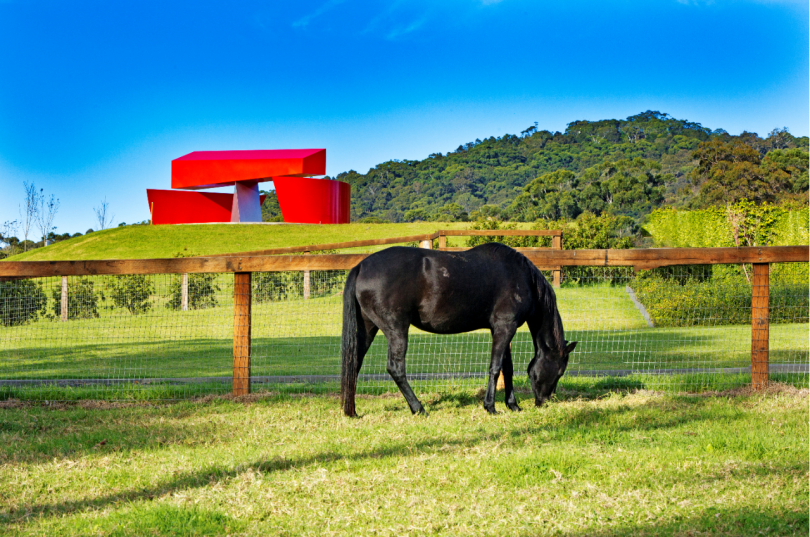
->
[260,111,807,224]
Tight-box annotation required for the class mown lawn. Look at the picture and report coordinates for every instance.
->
[2,283,807,400]
[0,386,807,536]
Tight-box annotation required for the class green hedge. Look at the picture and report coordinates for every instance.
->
[632,270,809,327]
[644,204,808,248]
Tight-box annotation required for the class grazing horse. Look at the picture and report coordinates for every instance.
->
[340,243,576,417]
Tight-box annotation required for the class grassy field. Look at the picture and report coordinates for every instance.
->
[2,281,807,400]
[3,222,491,261]
[0,387,807,536]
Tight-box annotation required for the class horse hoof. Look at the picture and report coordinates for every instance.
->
[508,403,522,412]
[484,405,497,415]
[413,406,429,417]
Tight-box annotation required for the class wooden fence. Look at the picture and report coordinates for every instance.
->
[1,241,807,396]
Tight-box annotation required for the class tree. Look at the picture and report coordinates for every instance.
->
[1,220,18,249]
[19,182,40,252]
[436,203,469,222]
[37,191,59,244]
[767,127,792,151]
[690,139,807,206]
[690,140,771,206]
[760,148,809,198]
[94,198,115,230]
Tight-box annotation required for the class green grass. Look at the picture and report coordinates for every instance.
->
[0,387,807,536]
[4,222,491,261]
[2,282,807,400]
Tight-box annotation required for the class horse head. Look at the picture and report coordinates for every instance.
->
[527,340,577,407]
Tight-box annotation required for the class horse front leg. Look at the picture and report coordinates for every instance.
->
[385,328,427,416]
[484,326,516,414]
[502,344,521,412]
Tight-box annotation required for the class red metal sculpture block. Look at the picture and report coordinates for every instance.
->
[148,148,350,224]
[171,149,326,190]
[273,177,351,224]
[147,189,267,225]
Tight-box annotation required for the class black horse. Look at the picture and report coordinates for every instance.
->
[340,243,576,417]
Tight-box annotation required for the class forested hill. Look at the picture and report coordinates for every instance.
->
[262,111,809,223]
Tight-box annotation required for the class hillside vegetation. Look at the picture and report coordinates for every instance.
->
[273,111,807,224]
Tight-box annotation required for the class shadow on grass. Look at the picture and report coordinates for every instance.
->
[557,506,808,537]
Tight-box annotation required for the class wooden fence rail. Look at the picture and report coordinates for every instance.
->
[2,246,805,279]
[1,245,807,396]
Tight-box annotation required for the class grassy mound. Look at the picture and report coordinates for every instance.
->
[4,222,480,261]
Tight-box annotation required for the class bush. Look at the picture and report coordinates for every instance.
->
[253,271,345,302]
[110,275,154,315]
[0,279,47,326]
[166,273,220,310]
[50,277,100,319]
[253,272,304,302]
[632,269,809,327]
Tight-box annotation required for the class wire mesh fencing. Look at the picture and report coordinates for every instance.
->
[0,257,807,401]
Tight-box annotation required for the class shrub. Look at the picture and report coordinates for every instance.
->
[166,273,220,310]
[632,269,809,327]
[253,271,345,302]
[309,270,346,297]
[253,272,304,302]
[110,275,154,315]
[0,279,47,326]
[50,277,100,319]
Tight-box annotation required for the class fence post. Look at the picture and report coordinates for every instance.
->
[552,234,562,288]
[438,233,447,249]
[60,276,68,322]
[303,252,310,300]
[751,263,769,389]
[181,273,189,311]
[233,272,252,396]
[419,239,432,249]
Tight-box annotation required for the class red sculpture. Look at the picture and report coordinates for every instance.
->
[147,149,351,224]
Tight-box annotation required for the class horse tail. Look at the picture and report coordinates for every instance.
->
[341,265,362,417]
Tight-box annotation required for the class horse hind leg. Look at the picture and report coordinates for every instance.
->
[502,345,521,412]
[357,315,379,373]
[385,327,426,416]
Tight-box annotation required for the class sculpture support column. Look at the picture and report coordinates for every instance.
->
[231,181,263,223]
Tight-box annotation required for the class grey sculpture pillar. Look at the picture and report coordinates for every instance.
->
[231,180,263,223]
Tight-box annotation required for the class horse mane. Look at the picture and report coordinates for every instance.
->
[474,243,566,354]
[526,256,566,355]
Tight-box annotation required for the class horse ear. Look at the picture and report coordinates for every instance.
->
[566,341,578,353]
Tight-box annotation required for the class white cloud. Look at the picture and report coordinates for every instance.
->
[386,17,427,40]
[292,0,346,29]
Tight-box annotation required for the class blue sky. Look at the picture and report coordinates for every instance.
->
[1,0,807,235]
